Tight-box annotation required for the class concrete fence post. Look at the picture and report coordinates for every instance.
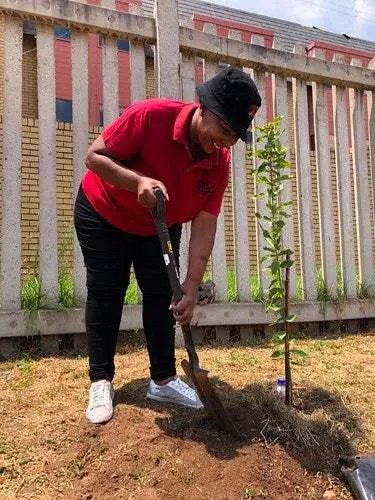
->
[154,0,180,99]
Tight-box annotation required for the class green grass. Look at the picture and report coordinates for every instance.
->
[124,274,139,305]
[227,271,238,302]
[309,339,339,352]
[21,273,43,310]
[316,268,335,303]
[295,274,304,301]
[336,264,345,298]
[226,270,262,303]
[356,272,374,299]
[18,354,33,376]
[20,261,374,310]
[21,271,75,310]
[293,265,374,302]
[58,272,74,308]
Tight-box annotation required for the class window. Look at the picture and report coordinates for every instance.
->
[56,99,72,123]
[54,27,71,41]
[117,39,129,51]
[306,84,315,151]
[23,21,36,35]
[98,36,129,51]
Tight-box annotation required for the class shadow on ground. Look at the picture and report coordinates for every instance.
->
[114,375,362,476]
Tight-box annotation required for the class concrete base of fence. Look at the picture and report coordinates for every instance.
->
[40,334,61,354]
[0,337,20,360]
[0,318,374,360]
[1,300,374,339]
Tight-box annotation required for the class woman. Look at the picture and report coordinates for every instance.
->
[74,66,261,424]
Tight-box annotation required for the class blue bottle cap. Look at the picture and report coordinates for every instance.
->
[277,377,286,385]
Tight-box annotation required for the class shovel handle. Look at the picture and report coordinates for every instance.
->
[151,188,199,368]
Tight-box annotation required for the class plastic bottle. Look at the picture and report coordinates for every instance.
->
[275,377,286,400]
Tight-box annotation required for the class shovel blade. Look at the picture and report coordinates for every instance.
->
[181,359,242,440]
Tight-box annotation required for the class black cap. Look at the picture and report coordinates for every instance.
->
[196,66,261,143]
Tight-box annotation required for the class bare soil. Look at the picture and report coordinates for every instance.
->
[1,332,375,499]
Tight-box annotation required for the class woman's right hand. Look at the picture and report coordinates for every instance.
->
[137,177,169,209]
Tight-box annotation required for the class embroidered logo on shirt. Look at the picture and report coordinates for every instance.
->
[194,178,214,195]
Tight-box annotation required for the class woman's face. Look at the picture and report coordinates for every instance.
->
[196,108,239,154]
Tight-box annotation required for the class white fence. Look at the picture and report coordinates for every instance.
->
[0,0,375,338]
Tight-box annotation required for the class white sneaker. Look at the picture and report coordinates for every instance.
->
[147,376,204,409]
[86,379,114,424]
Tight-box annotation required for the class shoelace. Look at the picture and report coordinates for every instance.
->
[173,378,196,398]
[91,383,109,406]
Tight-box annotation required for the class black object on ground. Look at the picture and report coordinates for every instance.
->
[340,453,375,500]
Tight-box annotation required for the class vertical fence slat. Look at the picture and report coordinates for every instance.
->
[72,30,89,305]
[212,199,227,301]
[272,72,296,298]
[1,17,23,309]
[154,0,180,99]
[313,82,337,297]
[367,88,375,270]
[179,53,196,281]
[129,39,146,304]
[102,35,119,126]
[180,53,196,103]
[333,86,356,298]
[252,70,269,295]
[130,41,146,103]
[232,140,250,300]
[37,24,58,306]
[350,87,374,291]
[204,59,227,300]
[293,79,317,300]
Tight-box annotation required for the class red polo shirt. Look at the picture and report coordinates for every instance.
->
[82,99,230,235]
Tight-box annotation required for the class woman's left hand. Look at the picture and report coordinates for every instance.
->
[170,281,197,326]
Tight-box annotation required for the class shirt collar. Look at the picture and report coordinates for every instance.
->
[173,103,198,146]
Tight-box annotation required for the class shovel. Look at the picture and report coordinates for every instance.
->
[151,188,241,439]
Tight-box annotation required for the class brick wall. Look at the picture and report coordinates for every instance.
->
[56,122,74,273]
[21,119,39,275]
[22,34,38,119]
[146,57,155,98]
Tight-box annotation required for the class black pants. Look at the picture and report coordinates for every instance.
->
[74,186,181,382]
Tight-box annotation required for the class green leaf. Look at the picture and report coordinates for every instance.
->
[272,330,286,343]
[267,303,280,312]
[264,236,275,247]
[279,211,290,218]
[268,287,283,298]
[275,220,285,229]
[289,349,307,357]
[257,176,271,185]
[253,193,265,200]
[280,259,294,268]
[270,260,280,274]
[286,314,297,322]
[262,230,271,239]
[280,201,294,208]
[271,350,284,359]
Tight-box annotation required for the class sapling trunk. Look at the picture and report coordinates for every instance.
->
[283,253,292,405]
